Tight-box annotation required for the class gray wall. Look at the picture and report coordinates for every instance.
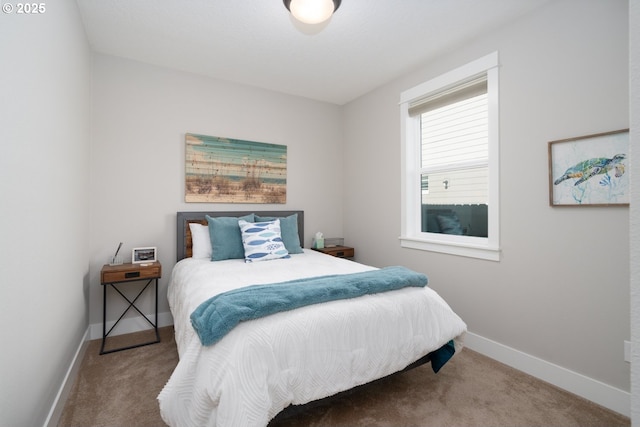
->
[629,0,639,422]
[88,54,346,327]
[0,1,92,425]
[344,0,630,392]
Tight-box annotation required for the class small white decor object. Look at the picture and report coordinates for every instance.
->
[313,232,324,249]
[109,242,124,265]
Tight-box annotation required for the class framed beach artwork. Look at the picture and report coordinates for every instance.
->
[548,129,629,206]
[185,133,287,203]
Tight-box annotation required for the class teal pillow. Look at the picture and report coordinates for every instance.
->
[255,213,303,254]
[206,214,255,261]
[436,214,463,235]
[239,219,290,262]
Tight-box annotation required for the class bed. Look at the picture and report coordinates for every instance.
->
[158,210,467,427]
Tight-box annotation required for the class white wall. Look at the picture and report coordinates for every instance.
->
[0,1,91,426]
[344,0,630,397]
[89,54,345,328]
[629,0,639,423]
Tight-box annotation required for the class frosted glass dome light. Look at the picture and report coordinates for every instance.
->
[284,0,342,25]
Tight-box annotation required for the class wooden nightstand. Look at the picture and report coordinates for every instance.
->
[100,262,162,355]
[312,245,355,260]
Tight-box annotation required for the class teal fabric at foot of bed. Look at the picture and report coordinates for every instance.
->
[191,266,428,347]
[429,340,456,373]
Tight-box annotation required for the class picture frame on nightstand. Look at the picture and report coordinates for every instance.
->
[132,247,157,264]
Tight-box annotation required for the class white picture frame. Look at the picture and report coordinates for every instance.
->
[132,247,157,264]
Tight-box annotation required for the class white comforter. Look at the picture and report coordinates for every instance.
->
[158,250,467,427]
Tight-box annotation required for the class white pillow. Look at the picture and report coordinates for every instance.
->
[239,219,289,262]
[189,223,212,259]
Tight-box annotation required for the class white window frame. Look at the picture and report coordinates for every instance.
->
[399,52,500,261]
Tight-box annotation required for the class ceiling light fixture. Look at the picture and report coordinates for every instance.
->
[283,0,342,25]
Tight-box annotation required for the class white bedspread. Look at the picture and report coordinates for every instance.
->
[158,250,467,427]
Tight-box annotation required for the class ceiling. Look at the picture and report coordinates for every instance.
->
[76,0,550,105]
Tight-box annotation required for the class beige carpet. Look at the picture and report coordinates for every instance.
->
[59,326,630,427]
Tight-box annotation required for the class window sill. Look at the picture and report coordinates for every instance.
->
[399,236,500,261]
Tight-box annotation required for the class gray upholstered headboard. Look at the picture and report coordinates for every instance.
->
[176,211,304,261]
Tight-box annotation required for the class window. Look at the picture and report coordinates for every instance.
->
[400,52,500,261]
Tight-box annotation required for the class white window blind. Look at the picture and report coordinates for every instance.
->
[416,76,488,205]
[408,75,487,116]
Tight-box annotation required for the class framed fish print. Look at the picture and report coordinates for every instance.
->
[548,129,629,206]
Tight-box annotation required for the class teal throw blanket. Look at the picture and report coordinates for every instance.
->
[430,340,456,373]
[191,266,428,347]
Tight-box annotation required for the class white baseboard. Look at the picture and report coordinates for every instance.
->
[43,326,90,427]
[464,331,630,417]
[89,311,174,340]
[44,312,174,427]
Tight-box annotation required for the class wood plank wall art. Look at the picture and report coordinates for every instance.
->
[185,133,287,203]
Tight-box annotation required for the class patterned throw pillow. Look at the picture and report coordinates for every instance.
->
[254,213,303,254]
[238,219,290,262]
